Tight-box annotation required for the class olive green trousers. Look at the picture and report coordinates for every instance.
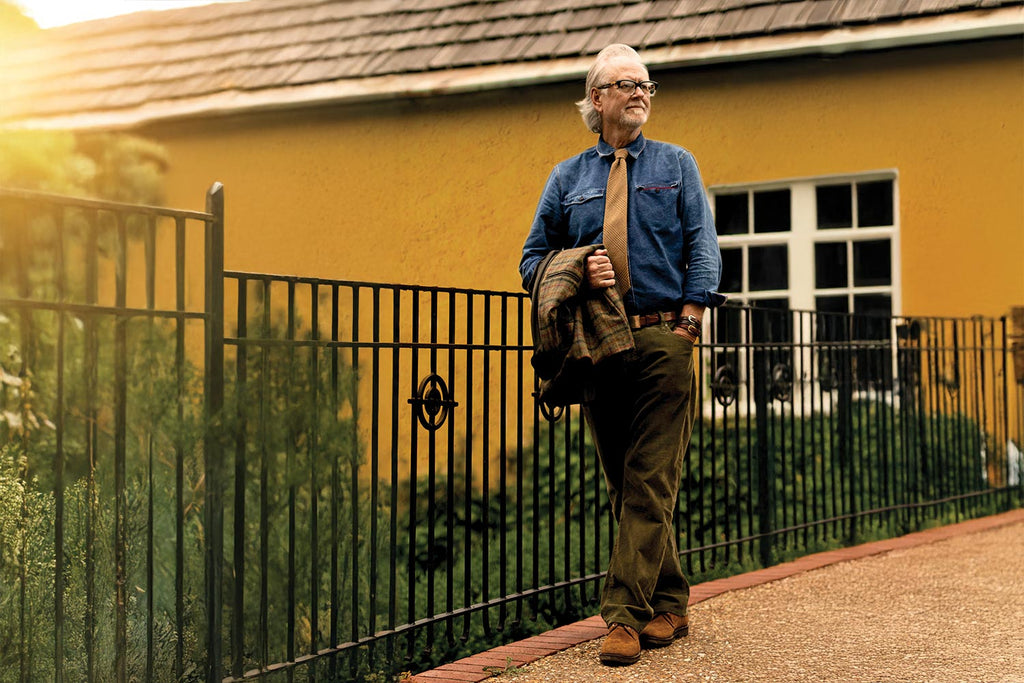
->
[583,323,698,631]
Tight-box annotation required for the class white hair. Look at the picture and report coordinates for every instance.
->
[575,44,645,134]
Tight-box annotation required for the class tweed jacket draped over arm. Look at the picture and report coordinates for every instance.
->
[530,245,635,405]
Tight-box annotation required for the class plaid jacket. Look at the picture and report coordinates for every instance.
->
[530,245,635,405]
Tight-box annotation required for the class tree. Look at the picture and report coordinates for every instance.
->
[0,2,167,204]
[0,130,168,204]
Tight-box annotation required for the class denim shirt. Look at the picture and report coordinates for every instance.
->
[519,133,726,315]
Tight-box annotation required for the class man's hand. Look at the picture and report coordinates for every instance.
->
[586,248,616,289]
[672,326,698,343]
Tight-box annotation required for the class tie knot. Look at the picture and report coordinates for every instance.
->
[614,148,629,161]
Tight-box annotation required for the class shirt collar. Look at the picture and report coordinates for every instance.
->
[597,132,647,160]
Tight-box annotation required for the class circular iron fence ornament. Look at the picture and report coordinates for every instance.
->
[409,374,457,431]
[711,365,738,407]
[539,397,564,423]
[770,363,792,403]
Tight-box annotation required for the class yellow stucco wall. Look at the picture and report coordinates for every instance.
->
[146,38,1024,319]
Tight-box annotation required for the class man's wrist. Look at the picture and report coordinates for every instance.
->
[679,305,705,338]
[676,314,702,339]
[681,303,706,319]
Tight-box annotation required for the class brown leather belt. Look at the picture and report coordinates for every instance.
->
[628,310,684,330]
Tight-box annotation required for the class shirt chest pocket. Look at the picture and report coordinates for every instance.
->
[562,188,605,244]
[635,180,681,233]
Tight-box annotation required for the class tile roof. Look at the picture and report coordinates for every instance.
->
[1,0,1021,129]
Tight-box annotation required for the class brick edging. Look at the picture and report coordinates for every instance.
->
[410,508,1024,682]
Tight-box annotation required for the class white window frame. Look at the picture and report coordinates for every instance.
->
[710,169,900,314]
[703,170,901,416]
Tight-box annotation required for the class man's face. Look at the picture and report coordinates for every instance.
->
[593,56,651,133]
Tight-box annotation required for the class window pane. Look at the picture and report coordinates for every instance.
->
[815,295,849,342]
[853,294,892,339]
[815,295,850,383]
[816,295,849,314]
[720,247,742,293]
[852,239,891,286]
[853,294,893,387]
[715,193,748,235]
[857,180,893,227]
[816,184,852,229]
[714,305,743,343]
[750,297,791,343]
[749,245,788,291]
[815,242,848,289]
[713,305,744,388]
[753,189,790,233]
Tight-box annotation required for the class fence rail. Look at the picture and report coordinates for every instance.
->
[1,187,1021,683]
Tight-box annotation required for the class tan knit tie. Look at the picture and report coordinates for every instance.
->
[603,148,630,295]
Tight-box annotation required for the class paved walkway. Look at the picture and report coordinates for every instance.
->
[411,508,1024,682]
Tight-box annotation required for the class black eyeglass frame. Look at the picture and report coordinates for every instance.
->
[596,79,659,96]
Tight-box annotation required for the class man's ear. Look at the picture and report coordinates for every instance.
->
[591,88,603,113]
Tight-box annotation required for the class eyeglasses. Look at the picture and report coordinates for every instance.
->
[597,79,658,96]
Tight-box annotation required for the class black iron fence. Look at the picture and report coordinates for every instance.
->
[1,187,1021,683]
[0,186,223,683]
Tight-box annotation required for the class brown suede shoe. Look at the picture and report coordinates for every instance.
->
[599,623,641,666]
[639,612,689,648]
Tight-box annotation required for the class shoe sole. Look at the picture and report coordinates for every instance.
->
[640,623,689,649]
[599,651,642,666]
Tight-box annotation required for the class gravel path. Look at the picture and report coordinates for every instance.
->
[500,522,1024,682]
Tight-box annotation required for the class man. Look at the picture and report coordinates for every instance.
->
[519,44,724,666]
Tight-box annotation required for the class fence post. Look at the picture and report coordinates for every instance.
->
[1012,308,1024,386]
[837,342,855,546]
[896,320,921,534]
[754,347,774,567]
[1007,310,1023,507]
[204,183,226,683]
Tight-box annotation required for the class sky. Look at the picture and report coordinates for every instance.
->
[14,0,244,29]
